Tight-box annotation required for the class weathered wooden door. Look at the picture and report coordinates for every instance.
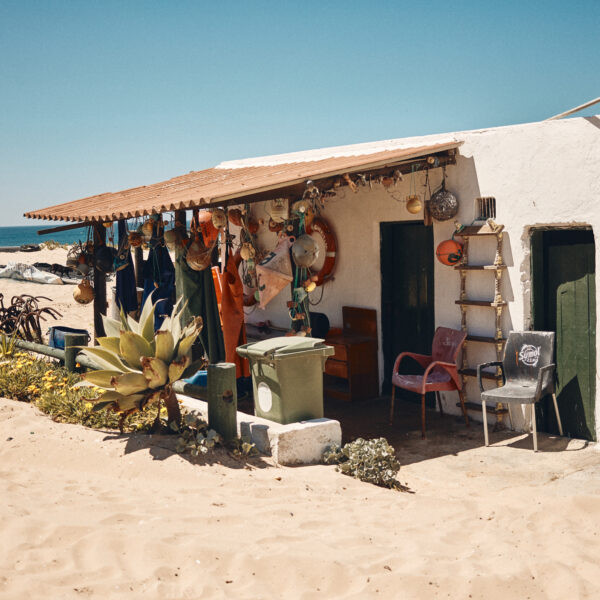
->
[531,229,596,441]
[380,222,434,399]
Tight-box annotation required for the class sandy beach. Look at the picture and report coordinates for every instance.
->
[1,397,600,600]
[2,248,600,599]
[0,247,96,341]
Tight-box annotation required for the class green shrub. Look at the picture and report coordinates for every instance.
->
[0,352,55,402]
[323,437,403,490]
[0,353,156,432]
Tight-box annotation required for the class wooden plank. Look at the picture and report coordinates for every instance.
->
[37,221,89,236]
[457,401,508,415]
[92,223,107,341]
[455,223,504,237]
[459,368,501,380]
[466,335,506,344]
[454,264,507,270]
[455,299,507,307]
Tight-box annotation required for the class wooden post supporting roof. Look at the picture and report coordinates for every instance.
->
[93,223,107,341]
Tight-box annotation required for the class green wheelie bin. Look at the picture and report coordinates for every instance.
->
[236,336,334,424]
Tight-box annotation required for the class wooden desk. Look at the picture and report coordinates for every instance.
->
[324,307,379,401]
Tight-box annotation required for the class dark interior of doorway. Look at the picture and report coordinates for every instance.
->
[531,228,596,441]
[380,221,435,405]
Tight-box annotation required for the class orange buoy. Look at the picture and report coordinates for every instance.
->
[436,239,463,266]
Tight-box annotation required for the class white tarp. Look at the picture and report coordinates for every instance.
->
[0,262,63,285]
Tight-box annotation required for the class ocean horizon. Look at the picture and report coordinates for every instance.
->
[0,225,83,247]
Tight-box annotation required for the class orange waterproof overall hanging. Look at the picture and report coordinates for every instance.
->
[219,244,250,378]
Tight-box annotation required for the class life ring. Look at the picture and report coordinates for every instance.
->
[305,217,336,286]
[233,250,258,306]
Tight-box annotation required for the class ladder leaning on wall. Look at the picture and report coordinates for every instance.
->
[454,218,509,428]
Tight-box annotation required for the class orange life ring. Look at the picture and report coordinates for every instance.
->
[233,249,258,306]
[305,217,337,286]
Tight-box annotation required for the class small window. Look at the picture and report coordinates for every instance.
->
[476,196,496,220]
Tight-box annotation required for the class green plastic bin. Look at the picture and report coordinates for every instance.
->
[236,336,334,424]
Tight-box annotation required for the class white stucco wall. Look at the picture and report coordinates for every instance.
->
[239,115,600,438]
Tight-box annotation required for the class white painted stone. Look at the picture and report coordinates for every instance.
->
[177,394,341,466]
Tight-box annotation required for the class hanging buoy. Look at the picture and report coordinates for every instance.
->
[406,194,423,214]
[436,239,463,266]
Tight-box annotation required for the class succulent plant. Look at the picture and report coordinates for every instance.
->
[76,295,207,430]
[323,437,403,490]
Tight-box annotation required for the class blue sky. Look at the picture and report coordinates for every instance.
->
[1,0,599,226]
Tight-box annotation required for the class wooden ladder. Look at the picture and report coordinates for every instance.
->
[454,219,508,426]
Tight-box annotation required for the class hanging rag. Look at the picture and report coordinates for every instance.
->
[175,253,225,364]
[219,249,250,378]
[142,224,175,329]
[115,220,138,314]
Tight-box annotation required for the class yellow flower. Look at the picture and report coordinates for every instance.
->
[85,402,93,410]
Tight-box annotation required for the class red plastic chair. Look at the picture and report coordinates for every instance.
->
[389,327,469,438]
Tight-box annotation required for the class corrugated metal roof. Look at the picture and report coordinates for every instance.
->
[24,140,461,222]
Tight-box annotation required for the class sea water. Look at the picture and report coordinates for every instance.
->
[0,226,86,247]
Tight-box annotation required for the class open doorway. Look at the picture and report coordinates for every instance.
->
[380,222,435,401]
[531,228,596,441]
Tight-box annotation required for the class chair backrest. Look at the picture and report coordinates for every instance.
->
[431,327,467,363]
[503,331,555,384]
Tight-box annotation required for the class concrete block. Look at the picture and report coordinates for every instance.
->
[178,394,341,465]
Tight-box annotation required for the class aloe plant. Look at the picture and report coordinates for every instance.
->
[77,296,206,430]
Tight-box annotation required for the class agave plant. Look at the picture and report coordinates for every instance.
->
[77,295,206,430]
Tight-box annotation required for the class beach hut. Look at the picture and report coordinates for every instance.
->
[25,113,600,442]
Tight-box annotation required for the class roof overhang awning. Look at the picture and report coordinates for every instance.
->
[25,140,462,223]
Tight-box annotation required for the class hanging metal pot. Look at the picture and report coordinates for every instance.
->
[429,179,458,221]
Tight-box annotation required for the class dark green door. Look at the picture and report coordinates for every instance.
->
[381,222,435,399]
[531,229,596,441]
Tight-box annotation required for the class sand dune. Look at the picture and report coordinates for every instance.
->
[1,398,600,599]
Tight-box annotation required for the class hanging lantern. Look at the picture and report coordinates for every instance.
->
[436,239,464,266]
[73,279,94,304]
[405,194,423,214]
[211,208,227,230]
[429,169,458,221]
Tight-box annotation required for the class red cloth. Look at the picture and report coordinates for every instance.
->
[219,250,250,378]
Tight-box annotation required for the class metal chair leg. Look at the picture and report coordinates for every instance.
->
[421,394,426,439]
[552,393,563,436]
[389,385,395,425]
[507,404,514,431]
[482,400,489,446]
[531,404,538,452]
